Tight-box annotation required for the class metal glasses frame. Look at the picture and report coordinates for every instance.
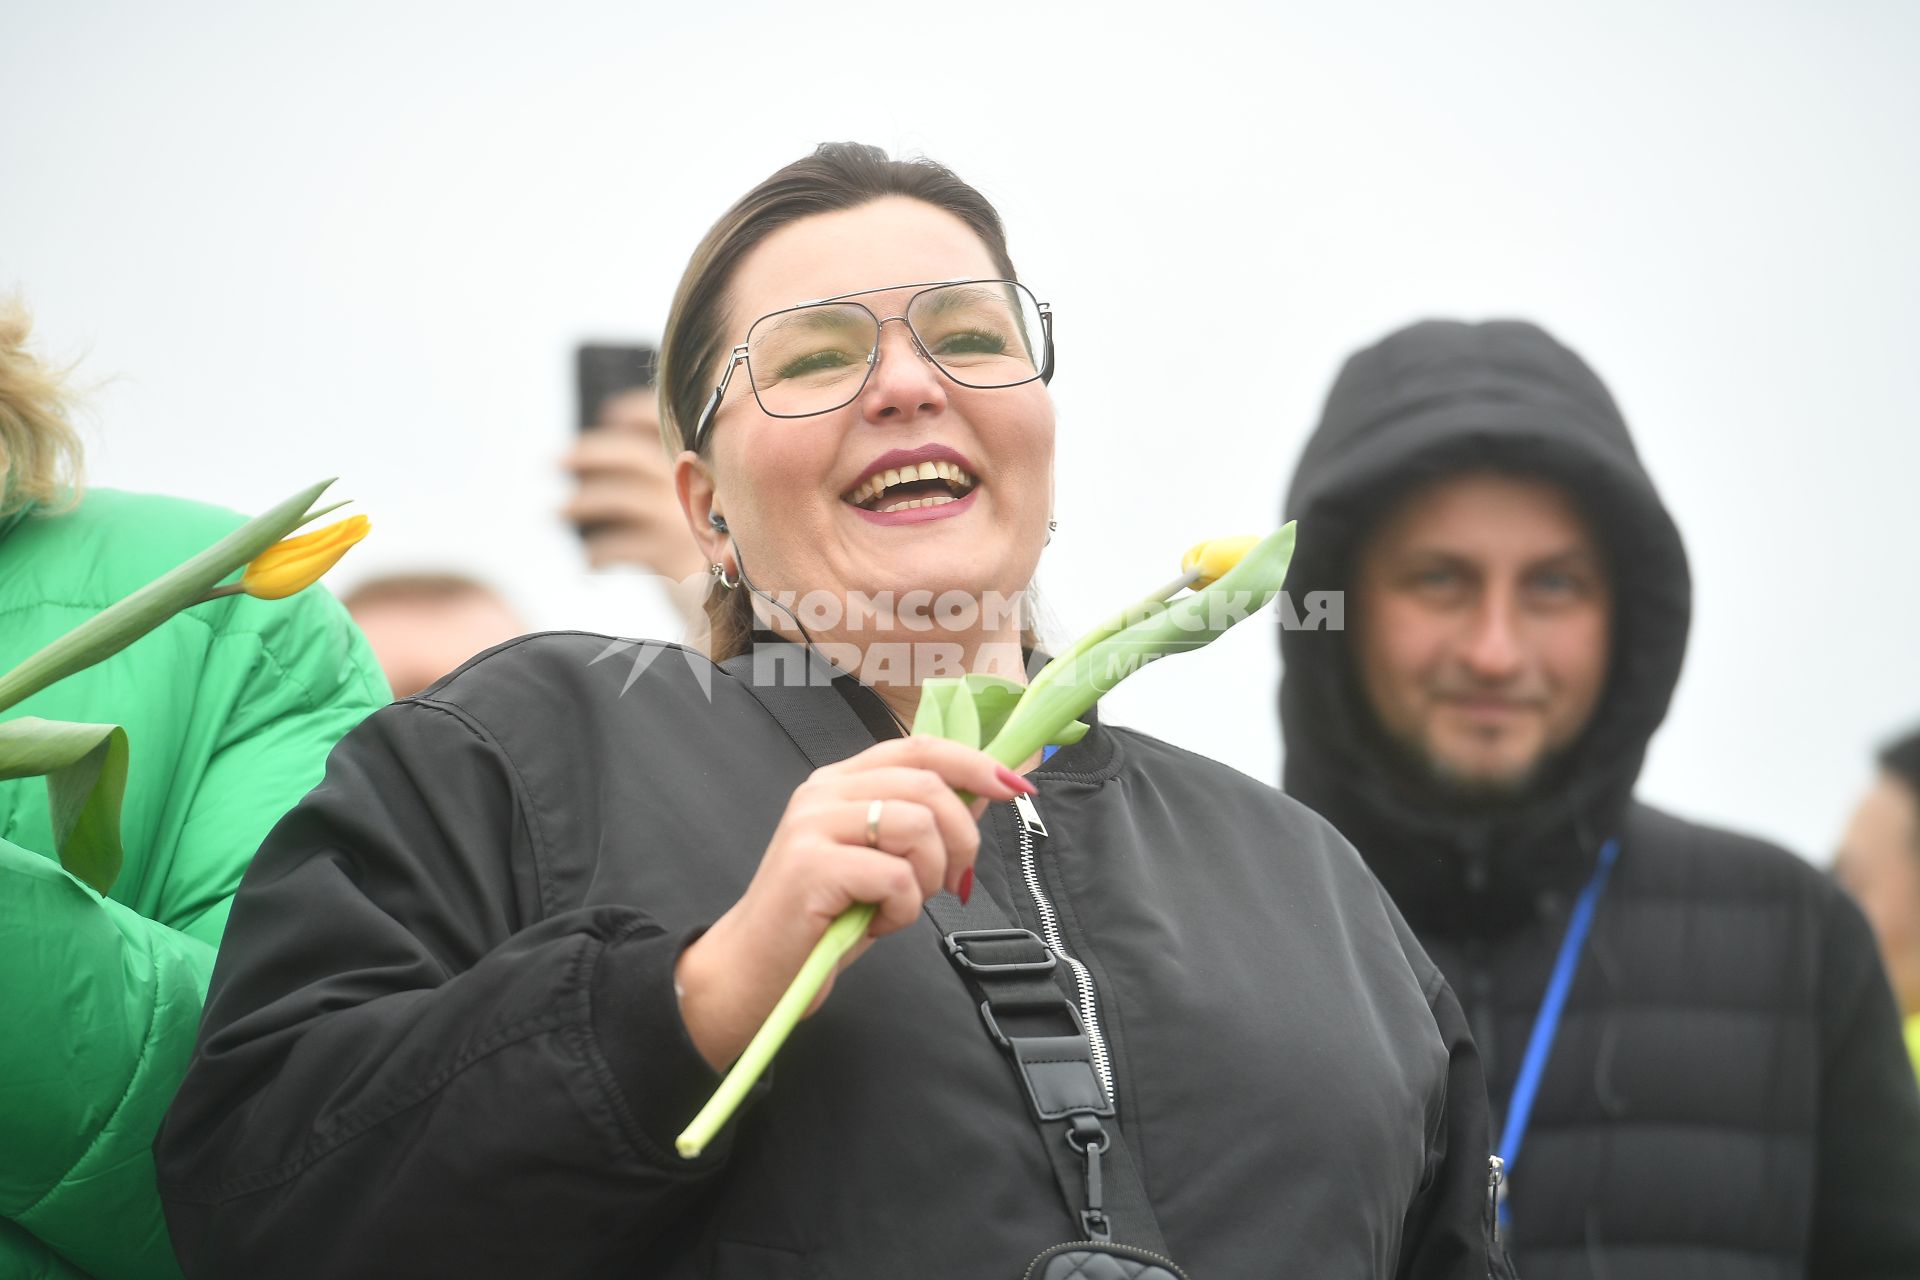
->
[689,278,1054,452]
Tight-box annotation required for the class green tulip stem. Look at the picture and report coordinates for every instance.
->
[676,903,877,1158]
[1148,566,1204,600]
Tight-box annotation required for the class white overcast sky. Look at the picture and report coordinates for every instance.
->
[4,1,1916,864]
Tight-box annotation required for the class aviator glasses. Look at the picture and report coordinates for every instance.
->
[691,279,1053,451]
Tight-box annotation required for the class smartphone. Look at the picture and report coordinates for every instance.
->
[573,343,660,544]
[576,342,659,431]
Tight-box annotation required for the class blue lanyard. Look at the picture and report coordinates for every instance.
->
[1495,836,1621,1229]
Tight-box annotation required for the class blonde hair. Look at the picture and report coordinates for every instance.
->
[0,299,84,518]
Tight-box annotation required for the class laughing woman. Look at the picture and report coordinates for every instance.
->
[157,145,1508,1279]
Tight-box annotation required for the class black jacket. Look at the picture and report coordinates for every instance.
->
[156,636,1504,1277]
[1279,319,1920,1277]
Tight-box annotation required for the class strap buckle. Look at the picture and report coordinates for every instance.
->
[978,1000,1114,1120]
[943,927,1058,975]
[978,996,1086,1051]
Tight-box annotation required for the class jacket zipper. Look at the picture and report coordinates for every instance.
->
[1011,791,1115,1105]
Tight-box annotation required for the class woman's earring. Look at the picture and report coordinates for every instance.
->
[1045,518,1058,547]
[710,560,740,590]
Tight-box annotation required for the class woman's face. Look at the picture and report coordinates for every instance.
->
[679,196,1054,637]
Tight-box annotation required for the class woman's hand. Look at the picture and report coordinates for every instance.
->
[561,427,709,590]
[673,736,1035,1070]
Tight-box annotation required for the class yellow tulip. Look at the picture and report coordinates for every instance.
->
[1181,535,1262,588]
[240,515,370,599]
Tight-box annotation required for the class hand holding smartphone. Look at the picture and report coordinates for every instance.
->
[562,342,707,590]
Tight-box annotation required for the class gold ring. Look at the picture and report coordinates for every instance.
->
[865,798,884,848]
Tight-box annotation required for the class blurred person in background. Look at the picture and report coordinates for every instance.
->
[0,300,386,1279]
[1278,318,1920,1278]
[1836,726,1920,1081]
[341,571,526,698]
[561,341,707,595]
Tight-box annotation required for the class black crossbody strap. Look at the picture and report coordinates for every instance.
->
[924,889,1171,1257]
[719,644,1172,1256]
[719,645,879,769]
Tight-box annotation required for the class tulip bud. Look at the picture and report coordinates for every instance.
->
[1181,535,1261,588]
[240,515,370,600]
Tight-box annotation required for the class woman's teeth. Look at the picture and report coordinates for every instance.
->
[878,493,958,513]
[846,459,977,512]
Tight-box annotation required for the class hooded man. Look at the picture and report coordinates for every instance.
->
[1279,318,1920,1279]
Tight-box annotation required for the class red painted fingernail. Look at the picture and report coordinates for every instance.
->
[959,867,975,905]
[994,765,1037,795]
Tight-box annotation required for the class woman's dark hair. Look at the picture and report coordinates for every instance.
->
[658,143,1030,662]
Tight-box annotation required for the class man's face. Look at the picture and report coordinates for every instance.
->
[1835,773,1920,1016]
[1352,470,1613,797]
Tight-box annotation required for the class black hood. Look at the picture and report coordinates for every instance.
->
[1279,319,1691,935]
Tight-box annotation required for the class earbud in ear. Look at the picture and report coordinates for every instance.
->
[709,512,729,532]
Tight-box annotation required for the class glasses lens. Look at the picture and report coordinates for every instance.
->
[907,281,1047,388]
[745,303,879,416]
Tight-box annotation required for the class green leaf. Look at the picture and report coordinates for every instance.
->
[1024,596,1161,704]
[0,717,130,894]
[0,479,337,714]
[960,674,1026,744]
[1049,719,1090,747]
[944,681,981,750]
[911,678,956,738]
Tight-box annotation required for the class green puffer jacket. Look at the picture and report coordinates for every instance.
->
[0,489,387,1279]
